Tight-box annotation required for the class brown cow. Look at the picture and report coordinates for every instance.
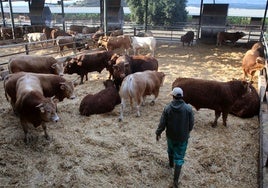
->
[4,72,75,111]
[56,36,85,56]
[216,31,246,46]
[64,50,115,84]
[111,54,159,90]
[98,35,132,54]
[172,77,251,127]
[230,84,260,118]
[8,55,64,76]
[91,28,104,47]
[79,80,121,116]
[51,29,72,45]
[14,74,59,143]
[242,42,265,81]
[119,70,165,121]
[181,31,194,46]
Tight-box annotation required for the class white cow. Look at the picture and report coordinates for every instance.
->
[24,32,47,48]
[132,36,156,57]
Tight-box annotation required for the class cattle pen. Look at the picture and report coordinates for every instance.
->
[0,26,266,187]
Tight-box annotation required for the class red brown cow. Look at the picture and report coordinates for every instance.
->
[98,35,131,54]
[111,54,159,90]
[172,77,251,127]
[230,84,260,118]
[216,31,246,46]
[79,80,121,116]
[181,31,194,46]
[8,55,64,76]
[64,50,115,84]
[14,74,59,143]
[119,70,165,121]
[4,72,75,111]
[242,42,265,81]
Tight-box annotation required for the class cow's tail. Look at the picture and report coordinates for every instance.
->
[121,75,135,99]
[3,74,11,102]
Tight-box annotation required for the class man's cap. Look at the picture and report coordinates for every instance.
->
[171,87,183,97]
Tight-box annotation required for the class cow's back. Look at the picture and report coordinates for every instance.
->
[172,77,248,111]
[131,55,158,72]
[9,55,57,74]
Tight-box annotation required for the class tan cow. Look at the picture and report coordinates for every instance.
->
[98,35,132,54]
[4,72,75,112]
[242,42,266,81]
[8,55,64,76]
[119,70,165,121]
[14,74,59,143]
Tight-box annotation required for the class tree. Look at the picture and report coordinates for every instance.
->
[126,0,188,26]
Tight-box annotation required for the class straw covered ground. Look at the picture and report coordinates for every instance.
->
[0,40,259,187]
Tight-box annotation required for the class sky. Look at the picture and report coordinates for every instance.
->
[1,0,266,7]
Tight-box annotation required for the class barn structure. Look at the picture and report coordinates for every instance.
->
[1,0,268,187]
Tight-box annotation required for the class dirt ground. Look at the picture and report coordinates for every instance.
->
[0,40,260,187]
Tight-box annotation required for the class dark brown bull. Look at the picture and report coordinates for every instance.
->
[14,74,59,143]
[79,80,121,116]
[4,72,75,112]
[172,77,251,127]
[111,54,159,90]
[64,50,115,84]
[216,31,246,46]
[181,31,194,46]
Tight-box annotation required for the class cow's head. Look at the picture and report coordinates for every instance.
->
[36,97,59,123]
[59,81,76,100]
[51,62,64,76]
[63,57,80,75]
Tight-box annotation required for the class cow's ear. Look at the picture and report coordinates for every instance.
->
[60,83,66,90]
[36,103,45,113]
[51,63,56,69]
[77,61,83,66]
[124,62,130,68]
[51,96,59,104]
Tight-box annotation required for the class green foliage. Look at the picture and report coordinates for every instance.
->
[227,16,250,25]
[126,0,188,26]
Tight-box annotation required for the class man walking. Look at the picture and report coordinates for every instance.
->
[156,87,194,188]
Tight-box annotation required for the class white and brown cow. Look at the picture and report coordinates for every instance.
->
[8,55,64,76]
[14,74,59,143]
[119,70,165,121]
[172,77,251,127]
[23,32,47,48]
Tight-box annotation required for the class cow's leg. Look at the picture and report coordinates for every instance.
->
[80,75,84,85]
[21,120,30,144]
[41,122,50,140]
[222,111,228,127]
[212,110,221,128]
[136,96,142,117]
[119,98,126,122]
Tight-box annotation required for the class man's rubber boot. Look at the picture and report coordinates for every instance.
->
[173,165,182,188]
[168,155,174,168]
